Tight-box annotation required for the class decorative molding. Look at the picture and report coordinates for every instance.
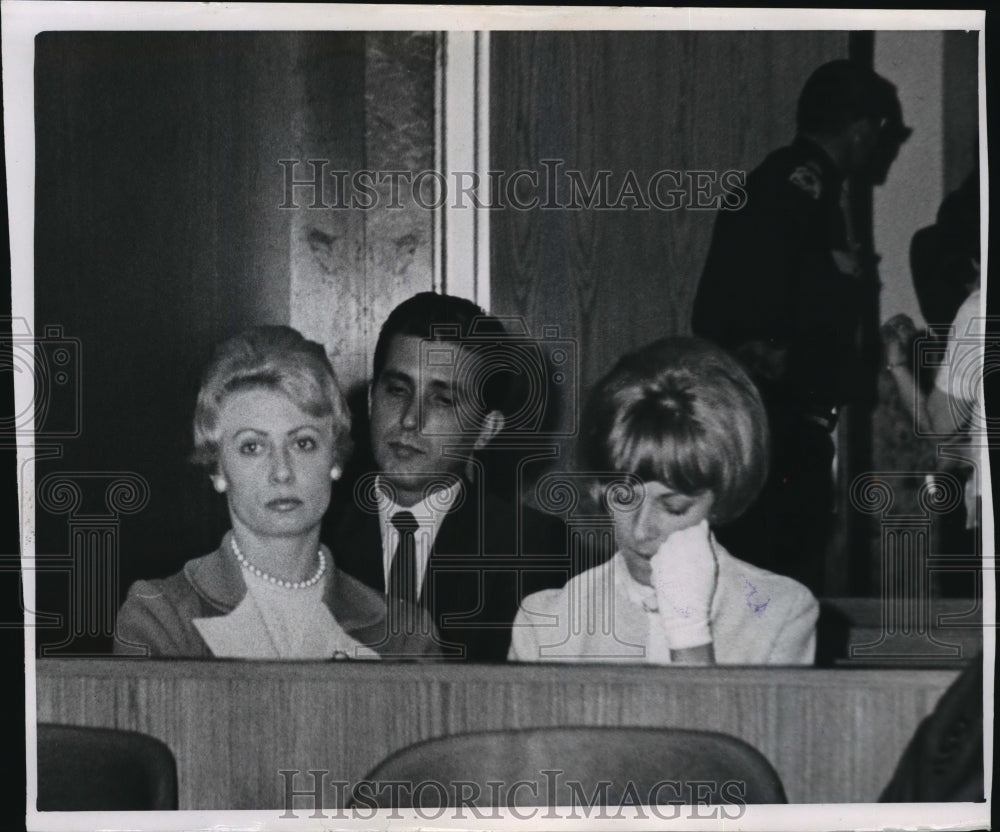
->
[435,31,490,308]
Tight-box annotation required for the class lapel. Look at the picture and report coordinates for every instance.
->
[327,567,392,637]
[331,502,386,592]
[183,531,246,613]
[183,533,276,657]
[429,487,481,557]
[184,530,388,645]
[423,489,484,612]
[192,597,280,658]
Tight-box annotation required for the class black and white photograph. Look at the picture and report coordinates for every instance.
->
[5,3,991,830]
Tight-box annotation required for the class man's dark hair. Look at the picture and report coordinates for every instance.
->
[372,291,512,414]
[797,59,908,141]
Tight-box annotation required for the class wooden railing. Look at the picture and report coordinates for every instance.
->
[35,658,962,809]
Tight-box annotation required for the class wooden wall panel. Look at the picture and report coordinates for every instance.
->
[32,33,418,653]
[291,32,436,401]
[287,33,368,398]
[35,660,959,809]
[360,33,437,395]
[490,31,850,410]
[33,33,337,653]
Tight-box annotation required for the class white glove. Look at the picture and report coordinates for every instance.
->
[649,519,717,650]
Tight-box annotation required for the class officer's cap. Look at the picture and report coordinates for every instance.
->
[797,59,910,141]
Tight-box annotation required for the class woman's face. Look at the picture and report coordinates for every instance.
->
[215,387,336,541]
[609,480,715,583]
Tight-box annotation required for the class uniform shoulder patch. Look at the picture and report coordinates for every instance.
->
[788,164,823,199]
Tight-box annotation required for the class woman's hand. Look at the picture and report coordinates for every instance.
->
[649,519,716,650]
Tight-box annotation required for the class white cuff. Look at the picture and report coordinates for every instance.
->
[657,612,712,651]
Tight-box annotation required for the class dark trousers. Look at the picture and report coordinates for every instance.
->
[714,413,834,595]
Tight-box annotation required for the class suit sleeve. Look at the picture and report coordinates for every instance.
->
[766,584,819,665]
[113,580,192,657]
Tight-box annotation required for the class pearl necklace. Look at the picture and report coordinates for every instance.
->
[230,536,326,589]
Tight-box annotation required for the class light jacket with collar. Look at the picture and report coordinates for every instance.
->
[508,542,818,665]
[114,532,440,659]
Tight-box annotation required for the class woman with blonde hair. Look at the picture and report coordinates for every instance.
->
[116,325,437,659]
[510,337,818,665]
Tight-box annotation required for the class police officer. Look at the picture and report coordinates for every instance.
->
[691,60,910,593]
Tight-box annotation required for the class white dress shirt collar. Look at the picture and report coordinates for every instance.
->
[375,476,463,599]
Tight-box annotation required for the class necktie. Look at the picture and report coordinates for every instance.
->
[388,511,420,606]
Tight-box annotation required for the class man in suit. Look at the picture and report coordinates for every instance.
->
[330,292,571,661]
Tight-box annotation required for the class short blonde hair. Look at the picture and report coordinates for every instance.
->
[580,337,769,525]
[192,325,352,470]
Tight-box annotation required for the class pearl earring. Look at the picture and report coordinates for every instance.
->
[330,465,342,481]
[212,476,228,493]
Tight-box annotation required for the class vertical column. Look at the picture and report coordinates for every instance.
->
[287,33,369,392]
[289,33,437,394]
[437,31,491,307]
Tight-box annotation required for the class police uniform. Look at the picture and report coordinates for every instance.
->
[692,136,879,592]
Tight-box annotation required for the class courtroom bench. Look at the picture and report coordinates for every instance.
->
[35,658,963,809]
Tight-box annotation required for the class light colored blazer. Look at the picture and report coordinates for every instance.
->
[114,532,440,659]
[508,542,818,665]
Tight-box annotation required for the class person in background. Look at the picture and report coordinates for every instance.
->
[115,325,437,659]
[691,59,910,593]
[882,167,982,595]
[879,652,984,802]
[509,337,818,665]
[910,166,980,339]
[883,284,985,538]
[329,292,571,661]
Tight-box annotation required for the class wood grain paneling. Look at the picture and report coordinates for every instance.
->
[287,33,368,397]
[291,32,436,400]
[32,33,436,654]
[490,31,850,413]
[34,33,342,653]
[36,659,959,809]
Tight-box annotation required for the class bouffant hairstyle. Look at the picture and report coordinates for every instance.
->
[192,325,352,470]
[580,337,769,525]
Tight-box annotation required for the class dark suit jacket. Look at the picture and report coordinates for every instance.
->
[879,654,984,803]
[330,485,572,661]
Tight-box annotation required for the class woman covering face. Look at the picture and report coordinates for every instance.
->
[115,325,438,659]
[509,337,819,666]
